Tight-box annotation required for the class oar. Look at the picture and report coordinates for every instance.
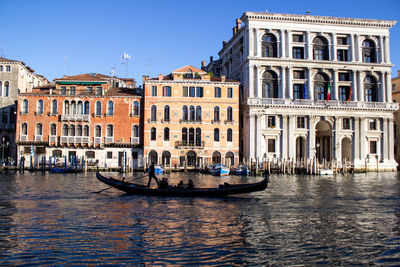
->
[93,175,147,194]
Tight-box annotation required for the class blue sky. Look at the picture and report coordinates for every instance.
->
[1,0,399,84]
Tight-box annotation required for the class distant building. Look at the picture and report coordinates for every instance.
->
[16,73,143,168]
[211,12,397,171]
[143,65,240,168]
[0,57,48,162]
[392,71,400,165]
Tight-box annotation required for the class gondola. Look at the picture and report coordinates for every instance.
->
[96,171,268,197]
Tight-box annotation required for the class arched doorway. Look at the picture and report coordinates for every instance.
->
[341,138,352,162]
[296,136,306,160]
[148,150,158,165]
[315,120,332,162]
[225,151,234,167]
[162,151,171,167]
[186,151,196,167]
[212,151,221,164]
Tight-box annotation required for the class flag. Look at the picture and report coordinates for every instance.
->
[327,82,331,101]
[303,83,308,99]
[347,86,352,102]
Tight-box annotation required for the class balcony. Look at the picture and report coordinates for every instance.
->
[60,136,90,144]
[20,135,28,142]
[175,141,205,149]
[94,137,102,145]
[130,137,139,144]
[104,137,114,144]
[49,135,57,143]
[61,114,90,122]
[35,135,43,142]
[179,119,202,124]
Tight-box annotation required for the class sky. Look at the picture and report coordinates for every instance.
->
[1,0,399,84]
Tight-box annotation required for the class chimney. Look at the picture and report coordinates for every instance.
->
[158,74,163,80]
[201,60,206,70]
[221,75,226,82]
[233,27,237,35]
[223,41,227,47]
[210,56,213,63]
[398,70,400,77]
[236,19,241,30]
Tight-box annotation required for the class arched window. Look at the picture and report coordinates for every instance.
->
[189,105,195,121]
[4,81,9,97]
[214,128,220,142]
[21,123,27,135]
[133,101,139,115]
[84,125,89,136]
[313,36,329,60]
[150,127,156,141]
[96,101,101,116]
[182,128,187,144]
[106,125,113,137]
[212,151,221,164]
[227,128,233,142]
[182,105,188,121]
[69,125,75,136]
[226,107,233,122]
[196,106,202,121]
[77,125,82,136]
[164,127,169,141]
[50,124,57,136]
[63,125,69,136]
[52,100,58,114]
[164,105,170,122]
[84,101,90,115]
[314,73,330,100]
[151,105,157,121]
[133,125,139,137]
[71,101,76,114]
[64,101,70,114]
[262,71,278,98]
[23,99,29,114]
[196,128,201,146]
[214,106,220,122]
[107,101,114,116]
[364,75,378,102]
[36,124,43,136]
[262,34,277,57]
[37,100,44,114]
[189,128,195,145]
[362,39,376,63]
[77,101,83,114]
[95,125,101,137]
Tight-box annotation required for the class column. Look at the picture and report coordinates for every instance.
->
[287,66,293,99]
[288,115,294,159]
[333,69,338,100]
[383,118,389,161]
[254,28,259,57]
[357,71,363,102]
[249,115,255,159]
[282,115,288,159]
[353,117,360,160]
[331,32,336,61]
[306,31,312,59]
[256,115,261,159]
[349,34,354,62]
[379,36,384,63]
[255,65,261,98]
[308,116,316,160]
[333,117,339,159]
[249,65,255,98]
[384,35,390,63]
[281,66,286,98]
[354,34,360,62]
[286,30,292,59]
[280,30,286,58]
[352,70,357,101]
[359,118,366,160]
[308,68,313,100]
[386,71,392,102]
[380,72,386,103]
[388,118,394,161]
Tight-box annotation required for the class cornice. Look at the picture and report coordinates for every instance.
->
[144,80,240,86]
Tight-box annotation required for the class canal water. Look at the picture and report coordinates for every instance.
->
[0,171,399,265]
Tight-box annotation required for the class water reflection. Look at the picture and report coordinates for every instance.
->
[0,171,397,265]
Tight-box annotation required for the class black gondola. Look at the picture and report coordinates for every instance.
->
[96,171,268,197]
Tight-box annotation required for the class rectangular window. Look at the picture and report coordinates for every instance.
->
[0,66,3,72]
[87,86,93,94]
[6,66,10,72]
[293,47,304,59]
[293,70,305,79]
[343,118,351,130]
[214,87,221,98]
[151,86,157,96]
[267,116,276,128]
[267,139,276,153]
[96,87,102,95]
[297,117,306,128]
[196,87,203,97]
[60,86,66,95]
[227,87,233,98]
[163,86,171,97]
[339,86,349,101]
[369,119,377,130]
[339,72,350,81]
[292,34,304,42]
[107,151,113,159]
[69,86,76,95]
[189,87,195,97]
[182,86,188,97]
[337,37,347,45]
[293,84,303,99]
[392,84,396,91]
[369,141,377,154]
[337,49,348,61]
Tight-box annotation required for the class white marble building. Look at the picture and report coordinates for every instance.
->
[215,12,397,171]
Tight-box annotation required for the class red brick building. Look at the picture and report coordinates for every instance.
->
[16,73,143,168]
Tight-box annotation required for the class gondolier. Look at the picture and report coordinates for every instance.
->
[147,162,159,188]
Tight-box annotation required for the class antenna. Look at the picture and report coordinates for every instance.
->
[121,53,131,79]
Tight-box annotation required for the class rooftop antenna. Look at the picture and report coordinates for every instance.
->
[121,53,131,79]
[306,10,311,15]
[110,67,116,87]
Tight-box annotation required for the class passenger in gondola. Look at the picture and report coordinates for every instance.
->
[263,169,270,183]
[187,179,195,190]
[147,162,159,188]
[177,181,184,189]
[159,177,169,189]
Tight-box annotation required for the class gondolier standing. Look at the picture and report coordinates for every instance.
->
[147,162,159,188]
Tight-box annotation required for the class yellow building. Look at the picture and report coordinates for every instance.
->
[143,65,240,169]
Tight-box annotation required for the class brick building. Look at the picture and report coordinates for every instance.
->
[143,65,240,168]
[16,73,143,168]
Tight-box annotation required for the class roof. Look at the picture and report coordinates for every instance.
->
[172,65,206,74]
[105,87,142,97]
[55,73,109,82]
[0,57,20,63]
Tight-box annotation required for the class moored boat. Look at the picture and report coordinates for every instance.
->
[96,170,268,197]
[208,164,230,176]
[155,166,164,175]
[234,165,250,176]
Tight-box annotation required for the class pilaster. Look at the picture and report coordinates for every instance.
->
[282,115,288,159]
[286,30,292,59]
[281,66,286,98]
[386,71,392,102]
[352,70,357,101]
[249,114,256,159]
[360,117,366,160]
[280,30,286,58]
[306,31,312,60]
[388,118,394,161]
[288,115,294,159]
[333,69,338,100]
[357,70,363,101]
[256,115,261,158]
[380,72,386,102]
[331,32,336,61]
[384,35,390,63]
[379,36,384,63]
[355,34,361,62]
[307,67,313,100]
[287,66,293,99]
[383,117,389,161]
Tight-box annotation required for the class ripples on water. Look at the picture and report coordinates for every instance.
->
[0,171,398,265]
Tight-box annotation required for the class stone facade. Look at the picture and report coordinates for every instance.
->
[214,12,397,171]
[392,71,400,165]
[16,73,143,169]
[143,65,240,169]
